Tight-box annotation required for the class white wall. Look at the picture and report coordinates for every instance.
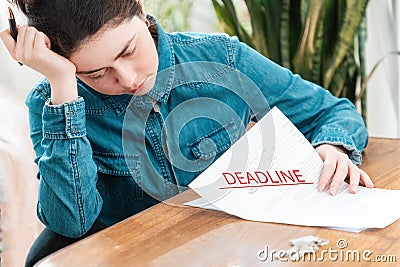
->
[365,0,400,138]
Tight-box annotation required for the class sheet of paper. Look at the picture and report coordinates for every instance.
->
[184,198,366,233]
[187,107,400,230]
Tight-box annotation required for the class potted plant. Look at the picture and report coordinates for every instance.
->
[212,0,370,117]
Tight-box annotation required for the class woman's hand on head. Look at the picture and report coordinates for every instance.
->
[316,144,374,195]
[0,25,78,104]
[0,25,75,79]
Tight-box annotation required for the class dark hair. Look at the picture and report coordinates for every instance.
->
[12,0,145,57]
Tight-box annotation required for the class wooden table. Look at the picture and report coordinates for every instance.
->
[37,137,400,266]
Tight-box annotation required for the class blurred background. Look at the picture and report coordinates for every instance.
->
[0,0,399,137]
[0,0,398,266]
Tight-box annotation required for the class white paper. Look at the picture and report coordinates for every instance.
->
[184,198,366,233]
[187,107,400,230]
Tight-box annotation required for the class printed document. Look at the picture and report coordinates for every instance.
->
[187,107,400,230]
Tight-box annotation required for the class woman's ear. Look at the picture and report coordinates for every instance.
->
[137,0,146,16]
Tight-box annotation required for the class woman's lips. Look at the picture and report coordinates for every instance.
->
[130,80,146,94]
[128,74,156,95]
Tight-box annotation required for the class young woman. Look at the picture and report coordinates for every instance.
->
[0,1,373,266]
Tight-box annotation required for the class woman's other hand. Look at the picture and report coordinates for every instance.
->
[316,144,374,195]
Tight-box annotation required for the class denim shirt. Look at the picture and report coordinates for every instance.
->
[25,16,368,238]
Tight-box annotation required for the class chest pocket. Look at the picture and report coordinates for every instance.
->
[92,152,137,176]
[188,119,241,161]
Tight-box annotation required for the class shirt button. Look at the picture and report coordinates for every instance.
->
[71,126,77,133]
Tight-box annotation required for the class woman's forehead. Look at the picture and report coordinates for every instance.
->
[70,17,142,70]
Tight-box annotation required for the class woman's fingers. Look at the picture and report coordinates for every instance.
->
[347,159,361,194]
[327,153,349,195]
[316,144,373,195]
[0,27,18,60]
[359,168,374,188]
[22,26,37,61]
[318,153,335,192]
[14,25,27,62]
[1,25,49,67]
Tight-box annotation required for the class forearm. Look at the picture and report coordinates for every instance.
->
[48,74,79,105]
[36,97,103,237]
[307,96,368,164]
[278,77,368,164]
[233,40,368,164]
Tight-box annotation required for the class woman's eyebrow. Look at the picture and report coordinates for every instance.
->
[76,33,137,75]
[114,33,137,60]
[76,67,105,75]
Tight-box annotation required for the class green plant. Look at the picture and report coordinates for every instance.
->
[144,0,193,32]
[212,0,370,116]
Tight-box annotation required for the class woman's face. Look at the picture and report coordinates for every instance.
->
[70,16,158,96]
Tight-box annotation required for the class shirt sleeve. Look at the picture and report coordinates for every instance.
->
[25,80,103,238]
[232,38,368,165]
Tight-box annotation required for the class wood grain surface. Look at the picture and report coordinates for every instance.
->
[36,137,400,266]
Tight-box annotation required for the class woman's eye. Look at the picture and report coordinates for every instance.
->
[122,47,136,58]
[89,74,105,80]
[88,70,107,80]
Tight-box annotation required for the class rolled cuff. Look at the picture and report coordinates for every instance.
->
[311,127,366,165]
[42,97,86,139]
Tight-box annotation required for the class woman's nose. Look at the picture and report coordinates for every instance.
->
[115,64,137,88]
